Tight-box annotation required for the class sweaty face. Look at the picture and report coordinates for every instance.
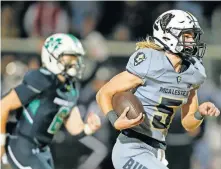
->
[59,55,78,66]
[174,28,205,58]
[182,31,195,49]
[178,30,201,57]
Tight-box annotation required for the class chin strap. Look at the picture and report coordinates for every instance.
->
[152,36,171,52]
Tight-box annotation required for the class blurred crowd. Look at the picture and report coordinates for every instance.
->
[1,1,221,169]
[1,1,221,43]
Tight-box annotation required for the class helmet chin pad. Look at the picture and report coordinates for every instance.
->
[57,56,85,80]
[67,68,77,77]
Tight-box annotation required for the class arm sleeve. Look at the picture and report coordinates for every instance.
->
[14,70,52,106]
[126,48,152,82]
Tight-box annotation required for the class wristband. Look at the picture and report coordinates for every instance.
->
[194,111,204,120]
[84,124,94,135]
[76,131,86,138]
[107,110,118,126]
[0,134,6,146]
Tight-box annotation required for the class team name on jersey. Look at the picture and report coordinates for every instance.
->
[159,87,189,97]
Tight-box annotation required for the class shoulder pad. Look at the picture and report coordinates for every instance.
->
[126,48,153,80]
[23,69,54,92]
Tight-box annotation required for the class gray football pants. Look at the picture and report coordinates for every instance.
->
[112,134,168,169]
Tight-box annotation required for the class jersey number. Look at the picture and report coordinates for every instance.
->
[151,97,183,130]
[47,107,70,134]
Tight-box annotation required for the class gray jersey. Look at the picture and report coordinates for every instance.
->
[126,48,206,142]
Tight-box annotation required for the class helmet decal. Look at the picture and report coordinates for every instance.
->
[45,37,62,53]
[160,13,175,32]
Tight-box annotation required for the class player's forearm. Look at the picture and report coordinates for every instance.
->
[181,113,203,131]
[1,90,22,135]
[0,102,10,134]
[1,119,7,135]
[1,119,7,134]
[65,107,85,135]
[65,119,84,135]
[0,103,10,147]
[96,89,113,115]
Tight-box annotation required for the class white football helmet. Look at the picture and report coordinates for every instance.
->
[153,10,206,59]
[41,33,85,79]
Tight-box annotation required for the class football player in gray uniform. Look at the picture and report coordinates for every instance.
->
[96,10,220,169]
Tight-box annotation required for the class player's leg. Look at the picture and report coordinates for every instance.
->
[6,135,54,169]
[34,147,55,169]
[112,138,168,169]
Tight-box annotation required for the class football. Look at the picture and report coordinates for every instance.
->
[112,91,145,119]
